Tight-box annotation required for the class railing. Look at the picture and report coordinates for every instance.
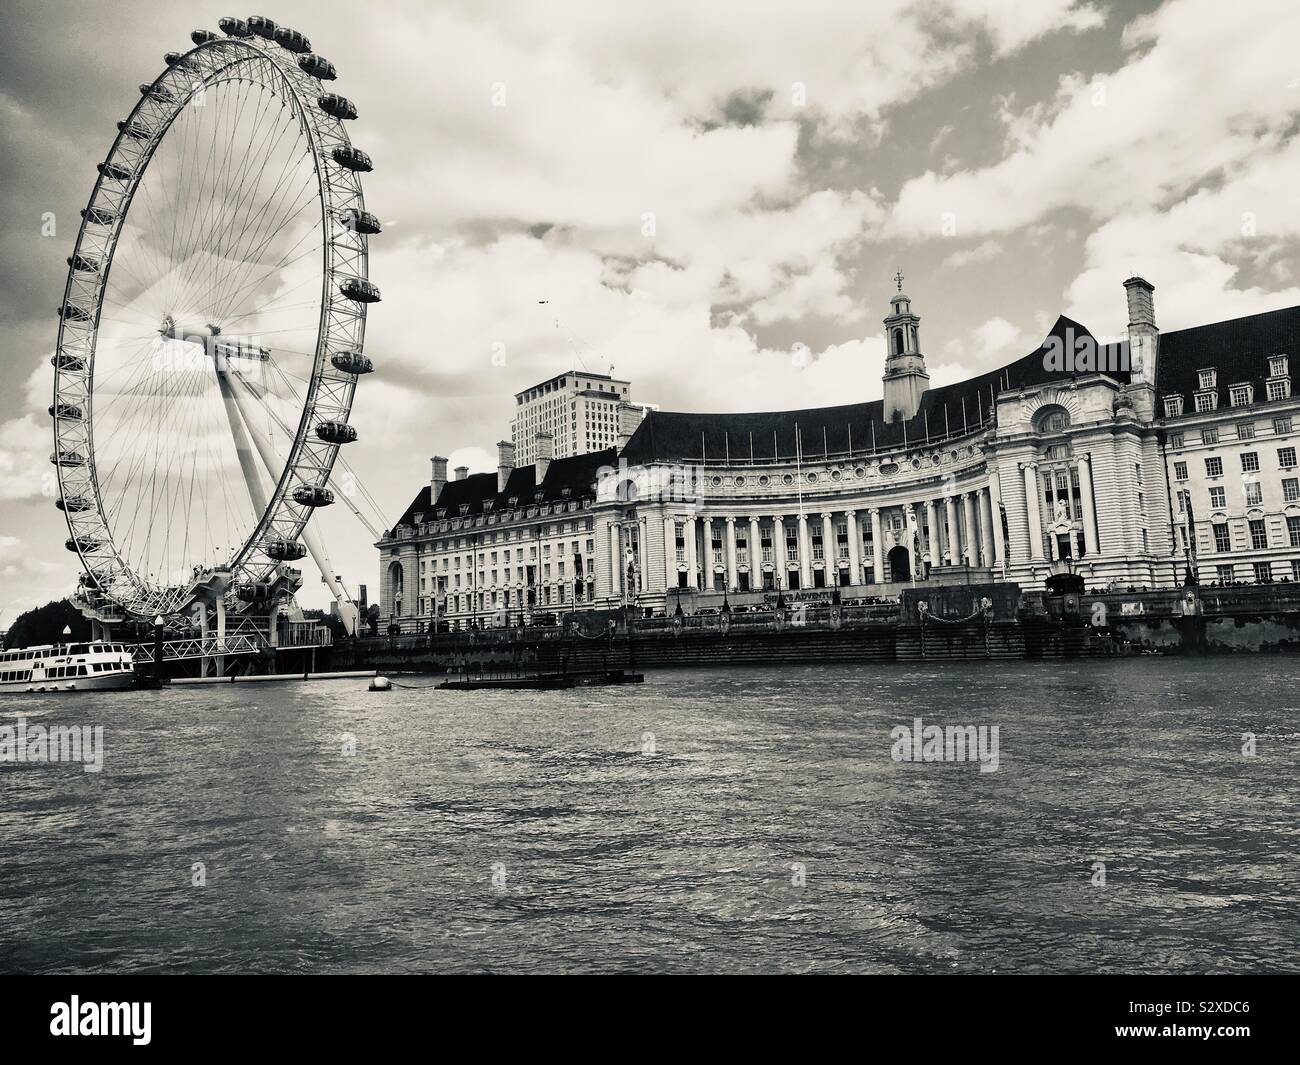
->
[130,634,263,663]
[680,416,998,468]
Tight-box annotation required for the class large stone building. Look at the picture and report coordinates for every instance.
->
[509,369,650,465]
[377,276,1300,629]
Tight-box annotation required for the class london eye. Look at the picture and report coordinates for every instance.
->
[51,16,379,634]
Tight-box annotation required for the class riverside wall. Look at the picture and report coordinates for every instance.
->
[330,581,1300,673]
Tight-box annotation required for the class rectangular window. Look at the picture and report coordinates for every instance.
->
[1205,456,1223,477]
[1241,452,1259,473]
[1284,478,1300,503]
[1164,396,1184,417]
[1279,447,1297,469]
[1169,431,1184,448]
[1229,385,1252,407]
[1267,380,1291,401]
[1173,461,1188,481]
[1195,392,1217,412]
[1198,369,1217,390]
[1201,427,1219,445]
[1273,416,1293,435]
[1289,515,1300,548]
[1269,355,1289,378]
[1249,518,1268,549]
[1213,522,1231,552]
[1245,482,1263,506]
[1209,486,1226,508]
[1236,421,1256,439]
[1254,561,1272,582]
[1217,564,1235,583]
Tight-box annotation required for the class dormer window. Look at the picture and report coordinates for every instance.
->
[561,487,572,498]
[1269,355,1289,378]
[1194,391,1218,413]
[508,496,518,507]
[483,500,494,512]
[1229,384,1253,408]
[1198,368,1217,390]
[458,504,469,515]
[1164,396,1184,417]
[435,508,446,519]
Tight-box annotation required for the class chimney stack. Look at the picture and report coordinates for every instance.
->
[534,431,554,481]
[455,465,469,481]
[1123,276,1157,386]
[497,440,516,493]
[430,455,448,502]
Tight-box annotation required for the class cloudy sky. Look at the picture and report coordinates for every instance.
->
[2,0,1299,617]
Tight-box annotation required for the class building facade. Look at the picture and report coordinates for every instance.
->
[1157,309,1300,584]
[377,277,1300,628]
[510,369,649,465]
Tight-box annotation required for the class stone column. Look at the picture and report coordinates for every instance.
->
[945,495,959,564]
[870,508,885,584]
[798,512,813,589]
[609,522,621,597]
[989,472,1006,563]
[925,500,939,575]
[904,504,918,576]
[1023,463,1045,560]
[846,510,861,585]
[724,516,738,591]
[963,491,979,566]
[663,515,676,588]
[749,516,763,587]
[772,516,785,588]
[978,489,995,568]
[684,515,698,589]
[1078,454,1100,556]
[821,512,835,585]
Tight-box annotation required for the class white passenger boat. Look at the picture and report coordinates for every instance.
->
[0,642,136,693]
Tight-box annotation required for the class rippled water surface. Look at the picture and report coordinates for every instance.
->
[1,658,1297,973]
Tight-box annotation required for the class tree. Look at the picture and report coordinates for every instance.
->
[302,608,348,641]
[3,600,91,650]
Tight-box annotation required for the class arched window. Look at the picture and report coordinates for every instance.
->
[388,560,404,610]
[893,329,905,356]
[1034,405,1070,434]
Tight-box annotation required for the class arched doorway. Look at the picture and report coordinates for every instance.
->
[887,545,911,583]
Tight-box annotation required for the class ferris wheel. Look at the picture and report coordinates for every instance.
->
[52,16,379,624]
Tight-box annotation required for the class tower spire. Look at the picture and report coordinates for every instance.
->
[881,272,929,423]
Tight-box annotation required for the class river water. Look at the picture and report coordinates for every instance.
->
[1,658,1297,974]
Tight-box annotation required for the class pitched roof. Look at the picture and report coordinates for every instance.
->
[620,316,1128,464]
[390,448,618,529]
[1155,303,1300,408]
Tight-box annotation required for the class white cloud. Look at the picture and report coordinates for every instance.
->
[892,0,1300,240]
